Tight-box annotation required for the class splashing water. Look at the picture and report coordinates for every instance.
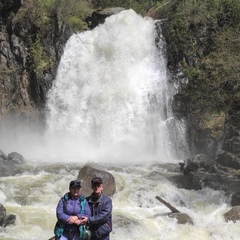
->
[46,9,188,164]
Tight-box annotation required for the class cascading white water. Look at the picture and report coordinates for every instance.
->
[46,9,188,164]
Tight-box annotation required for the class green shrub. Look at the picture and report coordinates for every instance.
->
[30,36,52,74]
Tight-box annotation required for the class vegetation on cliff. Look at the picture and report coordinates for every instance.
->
[90,0,240,140]
[153,0,240,139]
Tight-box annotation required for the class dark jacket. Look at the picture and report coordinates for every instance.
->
[86,194,112,239]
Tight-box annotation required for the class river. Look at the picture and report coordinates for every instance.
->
[0,9,240,240]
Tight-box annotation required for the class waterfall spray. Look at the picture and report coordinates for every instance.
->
[46,9,188,163]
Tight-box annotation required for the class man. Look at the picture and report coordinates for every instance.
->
[82,177,112,240]
[55,180,91,240]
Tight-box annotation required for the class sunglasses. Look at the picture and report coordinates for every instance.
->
[92,183,102,187]
[71,186,81,189]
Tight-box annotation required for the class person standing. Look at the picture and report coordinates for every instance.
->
[54,180,91,240]
[82,177,112,240]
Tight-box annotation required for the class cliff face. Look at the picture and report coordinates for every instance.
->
[0,0,33,121]
[150,1,240,166]
[0,0,73,128]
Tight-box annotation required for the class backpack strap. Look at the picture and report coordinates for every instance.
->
[79,195,87,239]
[80,195,86,213]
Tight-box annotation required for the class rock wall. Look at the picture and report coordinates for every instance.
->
[0,0,73,130]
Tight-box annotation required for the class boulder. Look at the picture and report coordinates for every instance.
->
[0,203,6,222]
[86,7,125,29]
[231,193,240,206]
[77,164,116,197]
[168,213,193,225]
[0,149,8,160]
[8,151,25,163]
[216,150,240,169]
[0,203,16,227]
[224,206,240,222]
[0,149,26,176]
[179,154,240,205]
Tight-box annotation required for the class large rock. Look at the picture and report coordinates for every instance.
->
[224,206,240,222]
[0,203,16,227]
[169,213,193,225]
[7,151,25,163]
[77,164,116,197]
[179,154,240,205]
[216,150,240,169]
[0,149,26,176]
[86,7,125,29]
[0,149,8,160]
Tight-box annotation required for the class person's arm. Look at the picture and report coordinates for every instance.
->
[75,201,91,225]
[88,197,112,225]
[56,198,71,223]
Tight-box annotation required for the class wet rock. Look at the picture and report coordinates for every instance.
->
[231,193,240,206]
[1,214,16,227]
[169,213,193,225]
[169,172,202,190]
[77,164,116,197]
[216,150,240,169]
[0,203,6,222]
[8,151,25,163]
[114,214,139,227]
[0,203,16,227]
[0,149,26,176]
[146,171,167,181]
[179,154,240,205]
[224,206,240,222]
[86,7,125,29]
[0,149,8,160]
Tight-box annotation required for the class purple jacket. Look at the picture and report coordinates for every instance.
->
[56,193,91,234]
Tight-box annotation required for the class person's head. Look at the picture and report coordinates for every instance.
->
[69,180,81,199]
[91,177,103,196]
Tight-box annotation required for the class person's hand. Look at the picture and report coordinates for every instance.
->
[68,215,78,224]
[74,219,83,225]
[81,216,88,224]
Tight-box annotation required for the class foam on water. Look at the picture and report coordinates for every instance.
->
[1,164,240,240]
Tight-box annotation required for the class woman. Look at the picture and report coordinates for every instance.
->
[55,180,91,240]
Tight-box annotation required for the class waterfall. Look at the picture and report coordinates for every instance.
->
[46,9,189,164]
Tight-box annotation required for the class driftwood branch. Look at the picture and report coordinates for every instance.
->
[156,196,180,213]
